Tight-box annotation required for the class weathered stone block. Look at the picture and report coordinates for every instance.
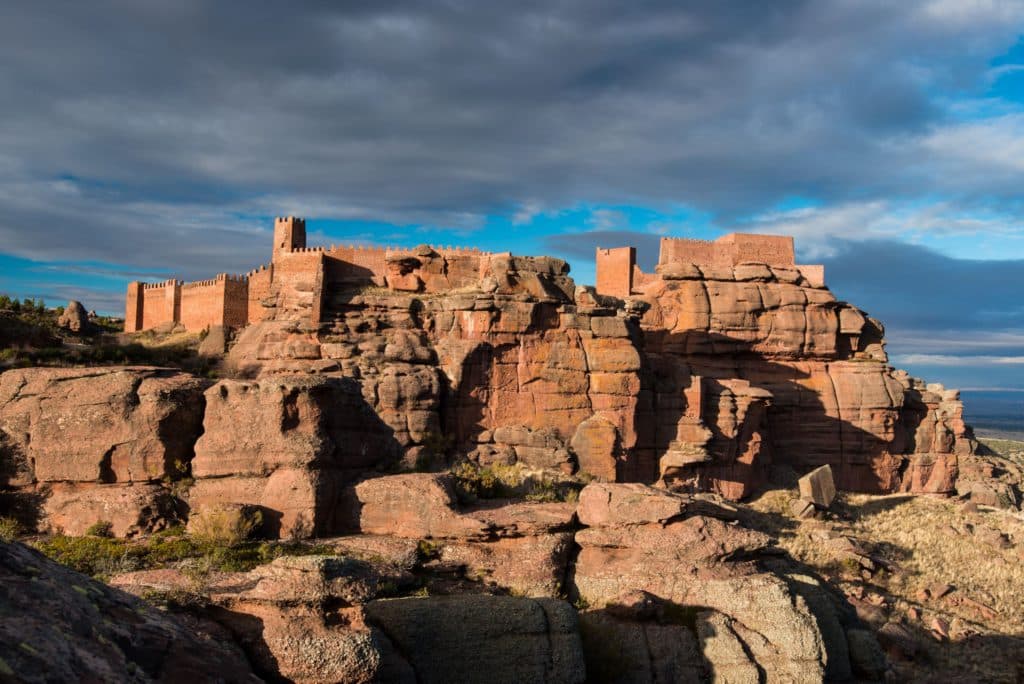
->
[799,465,836,507]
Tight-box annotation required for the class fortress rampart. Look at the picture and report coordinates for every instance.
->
[125,219,826,333]
[125,217,500,332]
[595,232,824,297]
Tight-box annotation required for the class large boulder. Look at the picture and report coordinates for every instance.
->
[0,367,210,485]
[0,541,257,683]
[114,555,405,684]
[56,300,88,333]
[344,473,493,539]
[190,376,402,537]
[40,482,178,537]
[569,483,868,681]
[365,596,586,684]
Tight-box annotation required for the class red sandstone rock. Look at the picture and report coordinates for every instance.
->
[365,595,586,684]
[576,482,689,526]
[348,473,493,539]
[0,367,209,485]
[56,300,88,332]
[799,464,837,507]
[570,414,620,480]
[437,532,574,597]
[40,482,177,537]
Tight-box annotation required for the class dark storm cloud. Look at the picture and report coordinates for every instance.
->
[820,239,1024,335]
[1,0,1023,276]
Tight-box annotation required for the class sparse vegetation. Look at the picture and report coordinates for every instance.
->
[0,291,212,372]
[84,521,114,538]
[748,487,1024,682]
[187,506,263,548]
[30,527,336,580]
[450,461,583,503]
[0,517,22,542]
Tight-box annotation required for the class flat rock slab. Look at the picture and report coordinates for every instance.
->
[365,595,586,684]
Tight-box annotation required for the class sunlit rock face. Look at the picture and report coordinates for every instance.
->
[219,246,968,504]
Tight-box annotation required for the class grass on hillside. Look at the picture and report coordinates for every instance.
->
[0,293,212,372]
[748,486,1024,682]
[20,525,334,580]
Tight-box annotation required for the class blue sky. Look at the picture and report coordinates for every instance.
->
[1,1,1023,391]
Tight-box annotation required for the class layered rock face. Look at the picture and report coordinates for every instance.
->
[228,254,642,486]
[190,375,400,538]
[0,246,975,539]
[0,367,208,536]
[634,263,973,497]
[219,249,972,505]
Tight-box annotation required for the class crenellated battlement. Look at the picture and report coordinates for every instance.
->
[142,279,181,290]
[125,217,505,333]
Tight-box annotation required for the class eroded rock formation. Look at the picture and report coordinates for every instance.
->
[0,367,208,536]
[99,478,881,682]
[0,234,980,539]
[210,238,972,510]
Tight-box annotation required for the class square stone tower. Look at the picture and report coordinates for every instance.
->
[273,216,307,261]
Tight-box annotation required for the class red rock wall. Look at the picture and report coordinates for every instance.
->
[224,249,971,502]
[0,368,209,536]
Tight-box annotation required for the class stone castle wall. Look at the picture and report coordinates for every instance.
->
[123,220,813,333]
[595,232,820,298]
[124,217,499,332]
[140,281,180,331]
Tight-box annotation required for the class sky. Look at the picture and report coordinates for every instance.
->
[1,1,1023,391]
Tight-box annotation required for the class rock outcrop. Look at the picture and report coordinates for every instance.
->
[0,367,208,535]
[221,249,972,505]
[0,541,258,683]
[56,300,89,333]
[101,479,878,682]
[190,375,398,538]
[112,552,586,684]
[0,241,979,540]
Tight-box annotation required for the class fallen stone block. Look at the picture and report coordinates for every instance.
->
[799,464,836,508]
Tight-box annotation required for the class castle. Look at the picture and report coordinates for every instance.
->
[595,233,825,298]
[124,217,824,331]
[124,217,497,332]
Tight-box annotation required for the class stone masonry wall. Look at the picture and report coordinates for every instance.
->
[595,247,635,298]
[141,281,180,331]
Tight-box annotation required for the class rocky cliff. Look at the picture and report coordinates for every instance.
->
[225,249,971,502]
[0,248,974,539]
[0,244,1009,683]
